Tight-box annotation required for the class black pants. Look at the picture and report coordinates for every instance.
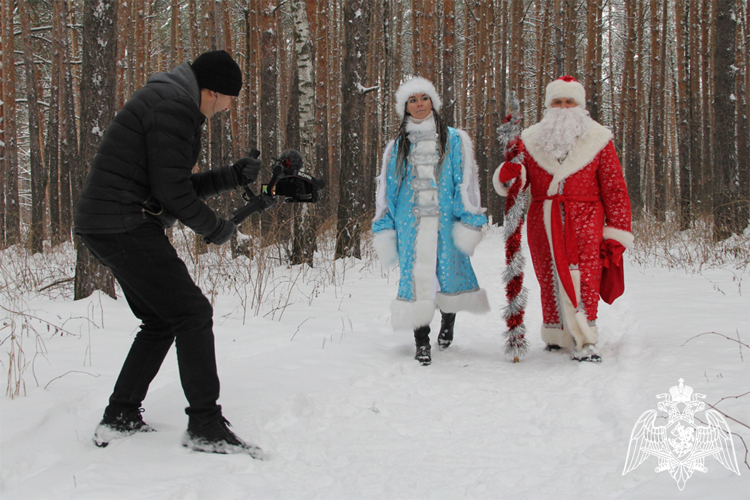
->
[81,224,222,425]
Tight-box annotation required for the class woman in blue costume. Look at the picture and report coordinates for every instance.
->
[372,77,490,366]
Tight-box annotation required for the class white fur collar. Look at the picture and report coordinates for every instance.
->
[406,115,437,134]
[522,118,613,196]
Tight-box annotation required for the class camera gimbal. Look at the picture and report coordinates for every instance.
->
[230,149,325,225]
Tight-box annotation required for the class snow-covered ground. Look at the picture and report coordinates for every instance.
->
[1,229,748,499]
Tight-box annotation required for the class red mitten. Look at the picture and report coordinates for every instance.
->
[600,240,626,304]
[499,162,522,184]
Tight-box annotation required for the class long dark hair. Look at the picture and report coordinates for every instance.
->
[394,103,449,184]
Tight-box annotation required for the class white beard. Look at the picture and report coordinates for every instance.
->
[537,107,591,162]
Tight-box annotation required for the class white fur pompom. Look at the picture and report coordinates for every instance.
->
[452,223,483,256]
[373,230,399,268]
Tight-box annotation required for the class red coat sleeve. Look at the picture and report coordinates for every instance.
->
[597,141,634,248]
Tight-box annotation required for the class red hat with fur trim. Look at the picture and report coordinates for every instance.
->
[545,76,585,109]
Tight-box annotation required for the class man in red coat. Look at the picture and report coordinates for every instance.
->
[493,76,633,362]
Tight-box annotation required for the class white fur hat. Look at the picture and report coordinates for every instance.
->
[545,76,586,109]
[395,76,442,118]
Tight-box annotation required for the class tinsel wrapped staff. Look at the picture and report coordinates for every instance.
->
[497,92,529,363]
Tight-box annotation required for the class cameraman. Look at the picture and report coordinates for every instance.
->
[75,50,262,457]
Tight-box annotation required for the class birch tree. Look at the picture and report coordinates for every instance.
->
[289,0,317,266]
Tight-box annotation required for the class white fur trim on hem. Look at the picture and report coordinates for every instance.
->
[435,288,490,315]
[452,223,483,256]
[391,299,437,331]
[541,326,575,349]
[373,230,398,268]
[541,324,599,350]
[603,226,634,250]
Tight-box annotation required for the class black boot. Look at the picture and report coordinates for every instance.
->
[183,417,264,458]
[437,312,456,349]
[93,407,155,448]
[414,325,431,366]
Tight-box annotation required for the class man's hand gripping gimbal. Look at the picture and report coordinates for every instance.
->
[230,149,325,225]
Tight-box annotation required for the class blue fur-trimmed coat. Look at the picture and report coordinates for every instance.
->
[372,117,490,331]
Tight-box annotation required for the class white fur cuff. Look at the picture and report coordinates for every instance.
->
[603,226,634,250]
[492,165,508,196]
[452,223,483,256]
[492,162,526,197]
[373,230,399,268]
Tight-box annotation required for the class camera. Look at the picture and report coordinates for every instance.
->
[230,149,325,225]
[264,171,324,203]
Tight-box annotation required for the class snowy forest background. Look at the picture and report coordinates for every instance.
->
[0,0,748,292]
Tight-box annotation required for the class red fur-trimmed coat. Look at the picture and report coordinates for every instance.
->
[493,118,633,349]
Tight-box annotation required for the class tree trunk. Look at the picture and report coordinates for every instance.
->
[565,0,578,76]
[626,0,643,214]
[675,0,692,230]
[261,1,279,163]
[313,0,330,216]
[60,1,78,242]
[442,0,455,126]
[74,0,118,300]
[0,1,5,247]
[486,3,502,227]
[553,0,564,76]
[713,0,740,240]
[735,0,749,227]
[170,0,182,66]
[19,0,47,254]
[535,2,546,122]
[689,0,704,216]
[586,0,601,121]
[335,0,370,260]
[48,0,65,245]
[289,0,317,266]
[2,0,20,246]
[509,0,525,111]
[700,0,713,210]
[618,0,634,150]
[189,0,198,58]
[649,0,666,221]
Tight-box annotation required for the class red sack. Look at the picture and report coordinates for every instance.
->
[600,239,625,304]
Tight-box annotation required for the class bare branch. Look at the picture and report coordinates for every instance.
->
[682,331,750,350]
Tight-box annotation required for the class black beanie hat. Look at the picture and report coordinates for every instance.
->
[191,50,242,96]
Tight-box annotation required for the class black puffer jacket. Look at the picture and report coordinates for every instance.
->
[74,63,239,235]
